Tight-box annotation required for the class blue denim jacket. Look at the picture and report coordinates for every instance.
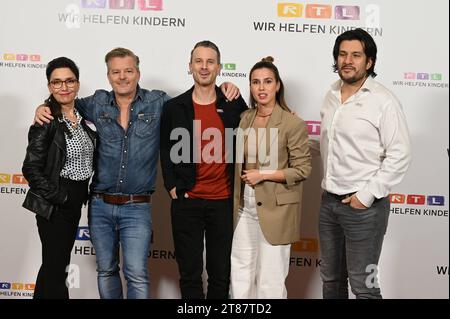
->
[76,86,170,194]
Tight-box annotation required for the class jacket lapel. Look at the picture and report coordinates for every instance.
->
[179,86,195,133]
[235,109,256,169]
[53,121,66,152]
[242,108,257,144]
[258,104,283,170]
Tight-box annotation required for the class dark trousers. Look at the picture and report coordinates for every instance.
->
[33,178,88,299]
[319,192,390,299]
[171,197,233,299]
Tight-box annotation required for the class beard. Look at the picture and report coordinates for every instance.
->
[338,66,367,85]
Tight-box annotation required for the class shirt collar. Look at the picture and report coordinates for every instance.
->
[331,75,376,94]
[135,85,145,100]
[109,84,144,106]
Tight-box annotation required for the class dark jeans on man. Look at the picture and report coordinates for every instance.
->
[319,191,390,299]
[34,178,88,299]
[171,197,233,299]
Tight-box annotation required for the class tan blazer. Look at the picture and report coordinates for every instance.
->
[233,104,312,245]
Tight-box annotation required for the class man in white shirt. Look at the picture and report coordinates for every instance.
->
[319,28,411,299]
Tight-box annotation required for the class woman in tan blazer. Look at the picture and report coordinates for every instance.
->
[230,57,311,298]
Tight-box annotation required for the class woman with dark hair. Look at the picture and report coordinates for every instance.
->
[22,57,95,299]
[230,57,311,298]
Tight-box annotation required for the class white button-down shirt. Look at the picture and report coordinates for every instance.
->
[320,76,411,207]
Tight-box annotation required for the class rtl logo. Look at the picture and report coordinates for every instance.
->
[306,120,320,136]
[81,0,163,11]
[3,53,41,62]
[222,63,236,71]
[0,173,28,185]
[278,3,360,20]
[76,227,90,240]
[390,194,445,206]
[0,282,35,290]
[403,72,442,81]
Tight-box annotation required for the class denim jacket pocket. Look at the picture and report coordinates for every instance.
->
[135,113,157,138]
[97,116,122,142]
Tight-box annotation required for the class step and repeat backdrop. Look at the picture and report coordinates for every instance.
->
[0,0,448,299]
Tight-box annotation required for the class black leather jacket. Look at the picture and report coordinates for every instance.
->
[22,119,96,211]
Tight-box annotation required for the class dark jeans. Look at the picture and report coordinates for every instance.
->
[171,197,233,299]
[34,178,89,299]
[319,191,390,299]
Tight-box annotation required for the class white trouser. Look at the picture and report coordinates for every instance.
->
[230,184,291,299]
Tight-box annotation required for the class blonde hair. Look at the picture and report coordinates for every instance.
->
[104,47,140,71]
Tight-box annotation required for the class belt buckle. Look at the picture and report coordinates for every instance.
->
[124,194,134,205]
[126,194,151,204]
[119,194,132,205]
[99,193,151,205]
[102,194,127,205]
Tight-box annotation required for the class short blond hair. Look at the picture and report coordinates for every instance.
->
[104,47,140,71]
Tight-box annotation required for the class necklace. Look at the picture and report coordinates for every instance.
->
[256,111,272,118]
[66,119,77,128]
[256,104,274,118]
[63,110,78,128]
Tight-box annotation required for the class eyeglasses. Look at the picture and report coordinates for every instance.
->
[49,79,78,89]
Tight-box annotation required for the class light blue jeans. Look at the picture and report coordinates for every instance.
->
[319,192,390,299]
[88,197,152,299]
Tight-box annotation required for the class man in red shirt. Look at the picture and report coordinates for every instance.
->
[160,40,247,299]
